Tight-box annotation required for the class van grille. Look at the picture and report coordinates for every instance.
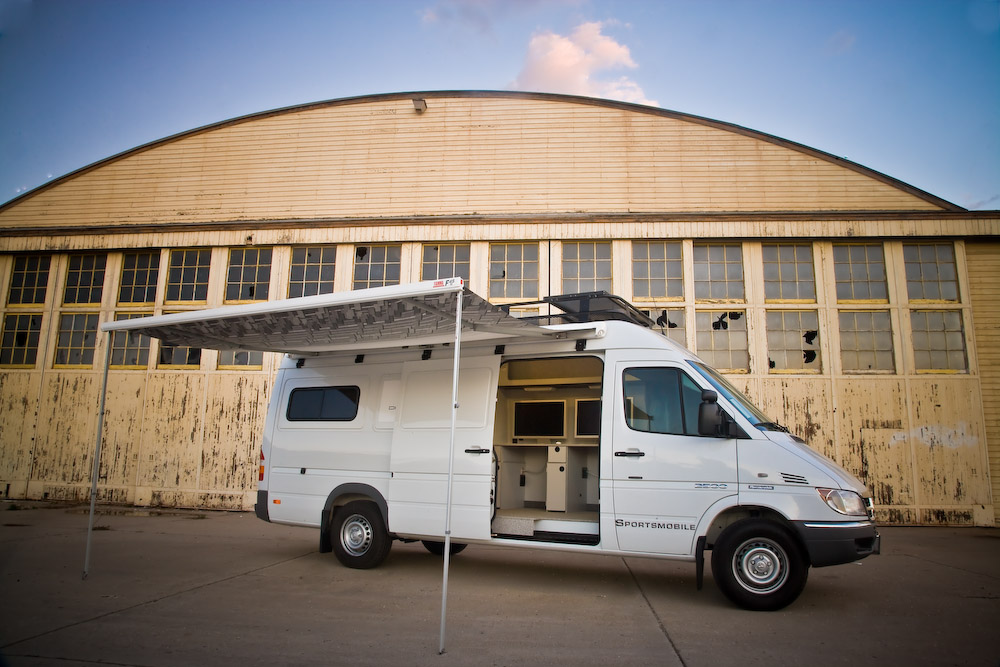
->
[781,472,809,485]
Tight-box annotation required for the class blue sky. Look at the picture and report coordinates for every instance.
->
[1,0,998,209]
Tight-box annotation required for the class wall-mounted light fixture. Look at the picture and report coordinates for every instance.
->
[412,98,427,113]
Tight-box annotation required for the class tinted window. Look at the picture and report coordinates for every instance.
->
[287,386,361,421]
[622,367,703,436]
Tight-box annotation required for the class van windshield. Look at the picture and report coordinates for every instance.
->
[690,361,782,431]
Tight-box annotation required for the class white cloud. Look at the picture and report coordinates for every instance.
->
[510,21,658,106]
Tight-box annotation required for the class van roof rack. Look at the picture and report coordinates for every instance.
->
[501,291,655,328]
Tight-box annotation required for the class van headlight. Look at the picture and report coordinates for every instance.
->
[817,488,868,517]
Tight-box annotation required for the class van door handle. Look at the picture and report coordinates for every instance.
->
[614,450,645,457]
[464,447,491,454]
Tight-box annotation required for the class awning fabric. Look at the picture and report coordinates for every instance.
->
[101,278,547,355]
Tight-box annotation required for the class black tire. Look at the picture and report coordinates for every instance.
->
[330,501,391,569]
[421,540,468,556]
[711,519,808,611]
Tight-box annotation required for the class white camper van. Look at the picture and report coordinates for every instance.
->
[245,280,879,611]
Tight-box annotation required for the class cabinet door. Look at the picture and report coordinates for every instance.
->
[611,363,738,555]
[388,354,501,540]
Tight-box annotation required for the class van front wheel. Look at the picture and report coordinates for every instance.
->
[331,501,391,569]
[711,520,808,611]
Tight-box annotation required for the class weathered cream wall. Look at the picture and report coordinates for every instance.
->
[3,367,270,510]
[966,242,1000,525]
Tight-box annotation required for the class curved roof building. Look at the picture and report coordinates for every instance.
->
[0,91,997,524]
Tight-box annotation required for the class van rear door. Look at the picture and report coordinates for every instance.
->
[388,353,501,540]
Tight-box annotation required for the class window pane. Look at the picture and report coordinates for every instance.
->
[226,247,271,302]
[489,243,539,299]
[632,242,683,301]
[118,251,160,304]
[903,243,960,302]
[839,310,894,372]
[111,313,151,367]
[763,244,815,302]
[63,254,107,305]
[289,245,337,298]
[910,309,967,371]
[0,313,42,366]
[834,244,888,303]
[694,243,743,301]
[166,249,212,302]
[694,310,749,371]
[420,243,471,284]
[766,310,821,372]
[562,242,612,294]
[352,245,402,289]
[54,313,98,366]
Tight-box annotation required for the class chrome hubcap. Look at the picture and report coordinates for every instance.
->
[733,538,788,594]
[341,514,373,556]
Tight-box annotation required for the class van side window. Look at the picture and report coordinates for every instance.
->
[287,386,361,421]
[623,368,703,436]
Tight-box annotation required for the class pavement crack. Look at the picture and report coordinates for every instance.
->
[622,558,687,667]
[0,549,315,653]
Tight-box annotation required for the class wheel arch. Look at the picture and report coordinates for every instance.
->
[319,484,390,553]
[703,505,807,558]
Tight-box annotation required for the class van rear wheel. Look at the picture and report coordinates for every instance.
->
[711,519,808,611]
[330,501,391,569]
[421,540,467,556]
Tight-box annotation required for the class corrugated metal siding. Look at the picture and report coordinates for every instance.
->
[0,96,942,230]
[966,242,1000,525]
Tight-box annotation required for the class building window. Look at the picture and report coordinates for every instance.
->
[643,308,686,346]
[7,255,51,306]
[353,244,401,289]
[766,310,821,372]
[62,254,107,305]
[903,243,959,302]
[693,244,744,300]
[421,244,471,283]
[562,242,611,293]
[110,313,150,368]
[218,350,264,369]
[632,241,683,300]
[839,310,894,373]
[833,244,888,302]
[165,249,212,302]
[288,246,337,298]
[0,313,42,366]
[226,248,272,302]
[118,251,160,305]
[695,310,749,371]
[910,310,967,372]
[53,313,99,367]
[489,243,538,299]
[158,343,201,369]
[763,244,815,302]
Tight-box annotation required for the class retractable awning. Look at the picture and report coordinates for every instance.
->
[100,278,552,355]
[88,278,588,654]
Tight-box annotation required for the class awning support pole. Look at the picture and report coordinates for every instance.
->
[438,287,464,654]
[82,333,113,580]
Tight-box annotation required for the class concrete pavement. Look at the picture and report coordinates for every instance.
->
[1,502,998,666]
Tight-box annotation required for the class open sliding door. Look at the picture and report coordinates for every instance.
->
[388,353,501,540]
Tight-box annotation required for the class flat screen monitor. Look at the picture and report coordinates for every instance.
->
[576,399,601,437]
[513,401,565,438]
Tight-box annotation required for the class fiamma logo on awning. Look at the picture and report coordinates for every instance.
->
[433,278,464,289]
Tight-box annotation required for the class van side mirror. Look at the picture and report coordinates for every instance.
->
[698,389,729,437]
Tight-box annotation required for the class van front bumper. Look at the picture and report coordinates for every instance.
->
[791,520,880,567]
